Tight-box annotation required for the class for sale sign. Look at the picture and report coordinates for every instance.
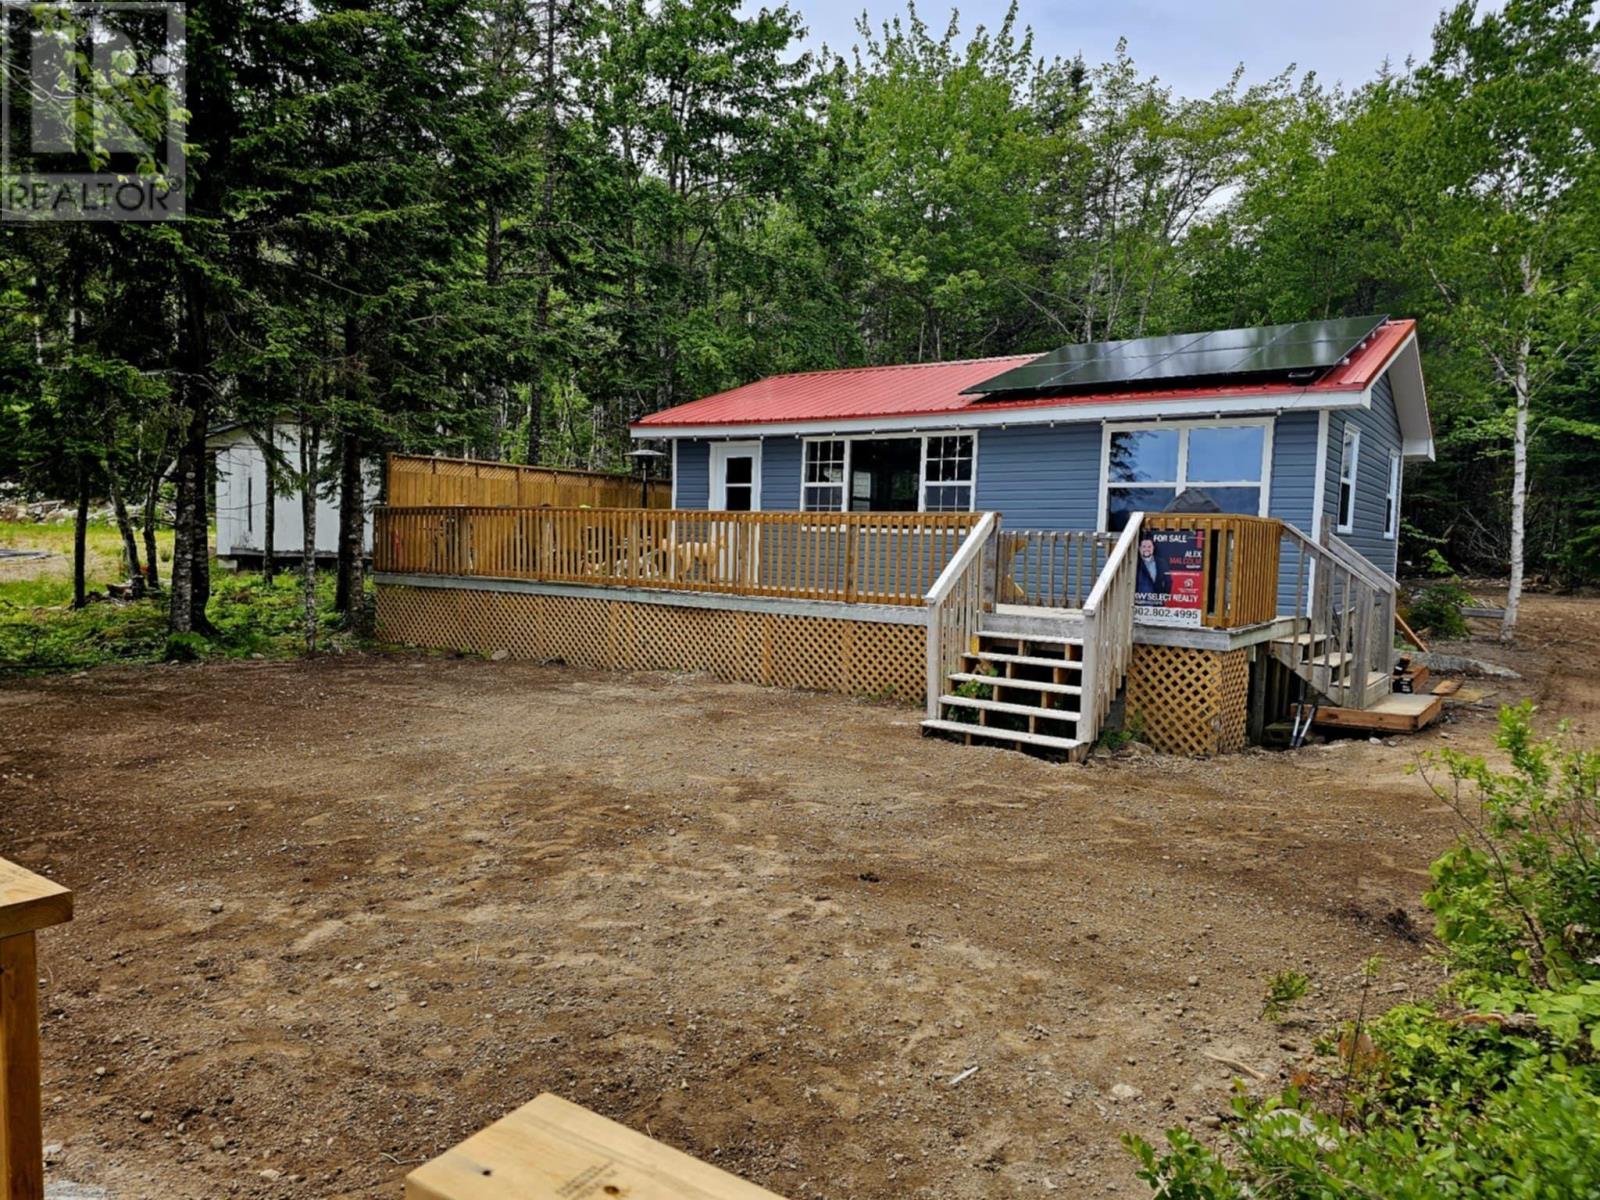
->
[1133,528,1206,627]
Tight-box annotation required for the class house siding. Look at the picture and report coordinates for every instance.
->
[761,436,803,510]
[675,440,710,508]
[973,425,1102,529]
[1268,410,1321,613]
[1324,372,1402,577]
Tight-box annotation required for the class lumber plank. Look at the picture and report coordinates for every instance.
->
[0,933,42,1200]
[1298,693,1443,733]
[405,1093,787,1200]
[0,862,71,943]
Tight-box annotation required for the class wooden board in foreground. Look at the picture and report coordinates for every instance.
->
[0,860,72,941]
[405,1093,787,1200]
[1299,693,1443,734]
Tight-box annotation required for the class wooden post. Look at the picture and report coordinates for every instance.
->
[0,860,72,1200]
[405,1093,786,1200]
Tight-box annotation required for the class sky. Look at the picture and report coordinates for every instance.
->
[792,0,1448,99]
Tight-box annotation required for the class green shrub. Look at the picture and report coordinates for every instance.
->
[1261,970,1310,1023]
[1128,704,1600,1198]
[1406,579,1473,640]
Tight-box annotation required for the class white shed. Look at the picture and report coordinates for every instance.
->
[207,422,378,565]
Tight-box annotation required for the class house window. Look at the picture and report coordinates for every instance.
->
[1385,450,1401,539]
[922,435,974,511]
[1337,424,1361,533]
[246,472,253,533]
[1103,422,1268,531]
[803,439,847,511]
[802,433,975,513]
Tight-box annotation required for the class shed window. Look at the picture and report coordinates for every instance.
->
[802,434,975,513]
[1337,425,1361,533]
[1103,422,1267,532]
[1385,450,1401,539]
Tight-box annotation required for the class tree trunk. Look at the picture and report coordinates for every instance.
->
[168,269,214,635]
[106,465,145,597]
[525,0,559,465]
[72,459,90,609]
[334,427,365,623]
[299,421,320,653]
[1501,336,1530,643]
[142,469,162,592]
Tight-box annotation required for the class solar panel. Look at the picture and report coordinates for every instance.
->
[963,315,1388,397]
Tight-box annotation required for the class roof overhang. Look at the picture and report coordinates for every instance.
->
[1386,330,1434,461]
[631,389,1373,441]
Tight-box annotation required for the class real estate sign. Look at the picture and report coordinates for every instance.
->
[1133,528,1206,627]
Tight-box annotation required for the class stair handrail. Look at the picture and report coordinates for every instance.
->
[1322,530,1401,592]
[925,511,998,606]
[924,512,1000,719]
[1279,522,1396,708]
[1077,512,1144,747]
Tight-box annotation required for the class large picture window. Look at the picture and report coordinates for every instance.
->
[802,433,975,513]
[1102,421,1269,531]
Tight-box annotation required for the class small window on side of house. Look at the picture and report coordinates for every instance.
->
[1337,425,1360,534]
[1384,450,1401,540]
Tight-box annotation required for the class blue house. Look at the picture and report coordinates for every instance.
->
[632,316,1431,598]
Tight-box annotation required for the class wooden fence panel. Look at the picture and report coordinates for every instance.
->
[387,454,670,509]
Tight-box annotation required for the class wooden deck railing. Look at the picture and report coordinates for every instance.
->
[1283,523,1398,708]
[387,454,670,509]
[375,506,984,607]
[1077,514,1144,747]
[1142,513,1282,629]
[993,530,1117,609]
[924,511,999,718]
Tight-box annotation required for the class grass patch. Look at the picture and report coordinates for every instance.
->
[1,565,365,674]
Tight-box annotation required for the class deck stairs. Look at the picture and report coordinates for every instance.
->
[921,626,1093,759]
[1267,527,1401,711]
[1268,627,1393,709]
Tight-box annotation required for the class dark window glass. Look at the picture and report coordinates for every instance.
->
[1191,486,1261,516]
[924,484,972,512]
[725,456,752,485]
[849,438,921,512]
[1106,486,1176,530]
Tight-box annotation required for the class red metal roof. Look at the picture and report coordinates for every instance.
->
[634,319,1418,430]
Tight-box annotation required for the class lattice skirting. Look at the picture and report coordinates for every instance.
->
[1124,644,1250,757]
[376,584,925,704]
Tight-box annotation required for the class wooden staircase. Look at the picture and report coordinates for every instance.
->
[1269,526,1401,711]
[922,630,1090,758]
[1269,630,1392,709]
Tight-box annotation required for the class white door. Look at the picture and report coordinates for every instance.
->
[709,442,761,512]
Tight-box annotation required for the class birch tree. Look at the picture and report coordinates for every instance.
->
[1394,0,1600,640]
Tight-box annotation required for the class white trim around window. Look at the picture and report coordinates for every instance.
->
[801,431,978,513]
[1384,449,1401,540]
[1096,416,1274,530]
[1336,424,1361,534]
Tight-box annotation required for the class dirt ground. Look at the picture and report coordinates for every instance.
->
[2,594,1596,1200]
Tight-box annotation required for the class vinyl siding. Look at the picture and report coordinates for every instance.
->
[761,436,803,510]
[675,440,710,508]
[973,424,1102,529]
[1269,410,1321,613]
[1324,372,1402,577]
